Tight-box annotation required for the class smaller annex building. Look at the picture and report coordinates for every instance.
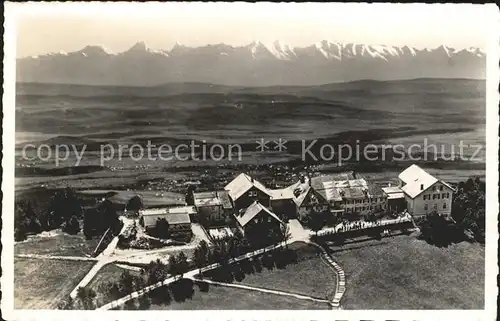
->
[139,206,195,234]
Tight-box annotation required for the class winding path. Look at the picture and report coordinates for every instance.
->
[309,242,346,308]
[96,241,289,310]
[69,218,132,299]
[97,219,347,310]
[19,218,350,310]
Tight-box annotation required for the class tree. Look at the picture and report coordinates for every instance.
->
[98,199,120,234]
[126,196,144,214]
[83,208,97,239]
[418,211,458,247]
[62,215,81,235]
[194,240,209,277]
[14,228,27,242]
[144,259,169,285]
[138,293,151,310]
[228,238,241,258]
[168,255,179,277]
[48,188,82,229]
[216,241,230,266]
[153,218,170,239]
[280,223,292,248]
[118,270,136,295]
[193,248,205,277]
[308,213,325,236]
[185,185,196,205]
[14,200,43,239]
[57,297,74,310]
[452,176,485,242]
[176,252,189,278]
[98,281,121,301]
[75,286,97,310]
[199,240,209,257]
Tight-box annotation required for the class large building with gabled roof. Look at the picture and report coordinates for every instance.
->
[398,164,454,217]
[224,173,272,211]
[286,176,330,221]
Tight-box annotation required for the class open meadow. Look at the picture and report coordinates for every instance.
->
[330,234,485,309]
[14,258,95,309]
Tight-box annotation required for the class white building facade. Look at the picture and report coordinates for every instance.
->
[399,165,454,218]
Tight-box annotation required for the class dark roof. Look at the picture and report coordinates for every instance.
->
[235,201,283,227]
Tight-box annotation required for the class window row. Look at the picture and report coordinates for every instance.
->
[424,203,447,210]
[423,193,450,200]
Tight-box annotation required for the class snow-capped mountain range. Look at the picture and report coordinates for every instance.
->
[17,41,486,86]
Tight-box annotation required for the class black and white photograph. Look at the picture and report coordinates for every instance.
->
[2,2,498,320]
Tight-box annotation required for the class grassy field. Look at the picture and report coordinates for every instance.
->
[14,257,95,309]
[233,242,336,300]
[330,235,484,309]
[148,283,329,310]
[15,231,100,257]
[88,260,329,310]
[105,190,185,207]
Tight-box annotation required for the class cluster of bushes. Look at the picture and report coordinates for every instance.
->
[452,177,485,243]
[205,247,299,283]
[60,251,192,310]
[146,218,170,239]
[145,218,193,243]
[15,188,83,241]
[169,230,193,243]
[59,232,300,310]
[417,211,470,247]
[83,199,121,240]
[301,211,341,235]
[117,222,139,249]
[128,237,169,250]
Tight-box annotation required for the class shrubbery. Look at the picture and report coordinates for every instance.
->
[452,177,485,243]
[15,188,83,241]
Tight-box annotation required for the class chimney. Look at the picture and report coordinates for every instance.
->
[300,175,305,184]
[420,184,424,190]
[251,176,254,183]
[388,182,391,187]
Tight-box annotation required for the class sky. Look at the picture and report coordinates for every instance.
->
[7,2,494,58]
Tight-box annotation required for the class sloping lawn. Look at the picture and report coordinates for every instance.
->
[330,235,484,309]
[233,242,336,300]
[14,258,95,309]
[15,231,99,257]
[149,283,329,310]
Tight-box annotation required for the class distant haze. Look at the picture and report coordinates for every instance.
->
[8,2,491,58]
